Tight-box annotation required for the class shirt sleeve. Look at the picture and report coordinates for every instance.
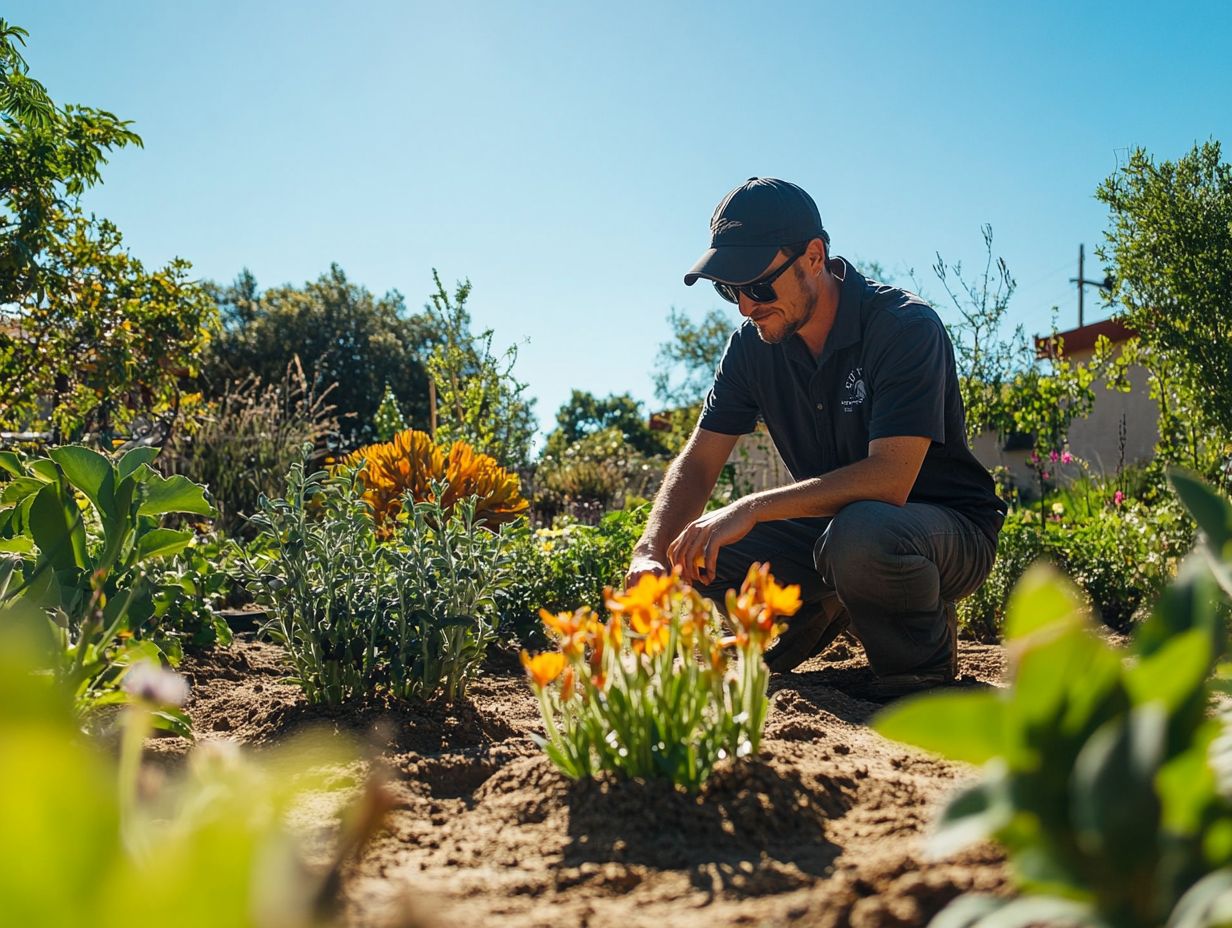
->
[867,317,948,443]
[696,329,759,435]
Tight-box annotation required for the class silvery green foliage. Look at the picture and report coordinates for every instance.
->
[241,457,516,705]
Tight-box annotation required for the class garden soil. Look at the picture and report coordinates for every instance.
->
[162,634,1013,928]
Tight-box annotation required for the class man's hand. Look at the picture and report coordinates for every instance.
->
[624,551,670,590]
[666,498,757,585]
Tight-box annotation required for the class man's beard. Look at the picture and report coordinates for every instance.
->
[754,286,818,345]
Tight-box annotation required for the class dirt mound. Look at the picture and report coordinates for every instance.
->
[167,636,1012,928]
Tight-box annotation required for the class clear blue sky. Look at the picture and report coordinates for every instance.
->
[9,1,1231,439]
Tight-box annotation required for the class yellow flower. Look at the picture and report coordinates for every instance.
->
[538,607,594,657]
[520,649,565,689]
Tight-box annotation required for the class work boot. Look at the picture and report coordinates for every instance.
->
[861,601,958,701]
[764,604,850,674]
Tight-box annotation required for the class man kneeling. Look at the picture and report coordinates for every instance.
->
[625,178,1006,699]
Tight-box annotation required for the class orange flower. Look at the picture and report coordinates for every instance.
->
[539,607,594,657]
[520,649,565,689]
[630,610,671,658]
[338,428,527,539]
[560,665,576,702]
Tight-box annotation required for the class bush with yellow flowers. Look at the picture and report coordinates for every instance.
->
[341,427,527,539]
[522,564,799,792]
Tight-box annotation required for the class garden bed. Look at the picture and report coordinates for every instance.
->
[164,636,1012,928]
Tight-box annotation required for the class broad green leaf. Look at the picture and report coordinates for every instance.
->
[49,445,115,520]
[1136,556,1223,660]
[1170,467,1232,596]
[137,471,214,518]
[0,451,23,476]
[873,688,1007,764]
[26,458,59,482]
[927,767,1015,858]
[1004,562,1087,642]
[1125,628,1212,711]
[0,536,35,555]
[150,707,195,740]
[1167,867,1232,928]
[1070,704,1166,870]
[933,894,1097,928]
[1157,725,1220,835]
[28,481,88,572]
[1,475,46,506]
[134,528,193,562]
[117,446,159,479]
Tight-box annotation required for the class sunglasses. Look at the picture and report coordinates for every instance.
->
[713,244,807,304]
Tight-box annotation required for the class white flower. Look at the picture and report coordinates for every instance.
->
[122,661,190,707]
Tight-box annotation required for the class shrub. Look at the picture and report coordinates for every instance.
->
[958,493,1196,641]
[498,506,648,644]
[523,565,797,792]
[240,456,519,705]
[532,427,665,524]
[875,470,1232,928]
[159,358,338,538]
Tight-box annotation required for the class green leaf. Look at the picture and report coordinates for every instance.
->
[117,446,159,479]
[0,451,23,477]
[28,481,88,572]
[136,471,214,518]
[49,445,115,520]
[932,894,1098,928]
[1070,704,1166,870]
[150,707,194,740]
[0,536,35,555]
[1135,555,1224,661]
[134,528,193,562]
[26,458,59,482]
[1125,628,1212,711]
[873,688,1007,764]
[928,767,1015,858]
[1170,467,1232,597]
[1004,562,1088,642]
[1,473,46,504]
[1168,867,1232,928]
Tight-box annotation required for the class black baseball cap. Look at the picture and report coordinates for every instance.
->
[684,177,828,286]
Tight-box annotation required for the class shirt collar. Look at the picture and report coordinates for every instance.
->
[787,256,865,369]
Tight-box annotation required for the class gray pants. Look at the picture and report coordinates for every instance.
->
[695,500,997,676]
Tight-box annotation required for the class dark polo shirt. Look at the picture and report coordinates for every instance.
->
[698,257,1007,543]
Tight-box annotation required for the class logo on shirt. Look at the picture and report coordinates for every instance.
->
[841,368,866,413]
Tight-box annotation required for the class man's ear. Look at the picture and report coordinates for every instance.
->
[807,236,828,272]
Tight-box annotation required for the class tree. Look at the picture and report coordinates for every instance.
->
[1096,140,1232,471]
[423,271,537,470]
[0,21,214,441]
[651,307,734,409]
[543,390,666,458]
[0,20,142,305]
[931,224,1033,443]
[205,264,434,445]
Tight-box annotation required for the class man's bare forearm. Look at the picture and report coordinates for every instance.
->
[633,455,716,561]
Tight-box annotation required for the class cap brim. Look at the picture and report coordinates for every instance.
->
[683,245,781,286]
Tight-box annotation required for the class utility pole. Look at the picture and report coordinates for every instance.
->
[1069,244,1114,328]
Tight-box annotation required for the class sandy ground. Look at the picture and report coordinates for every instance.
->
[163,633,1012,928]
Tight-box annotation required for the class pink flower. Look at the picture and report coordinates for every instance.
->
[1113,490,1125,506]
[1049,450,1060,463]
[1061,451,1074,464]
[1041,471,1050,480]
[1029,451,1040,464]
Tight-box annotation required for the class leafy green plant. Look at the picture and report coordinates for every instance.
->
[523,565,796,792]
[498,506,649,644]
[875,469,1232,928]
[0,611,380,928]
[240,458,518,705]
[0,445,215,720]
